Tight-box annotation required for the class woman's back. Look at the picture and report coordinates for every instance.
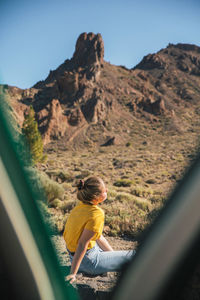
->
[63,201,104,252]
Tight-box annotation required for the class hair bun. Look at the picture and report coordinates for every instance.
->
[78,179,85,190]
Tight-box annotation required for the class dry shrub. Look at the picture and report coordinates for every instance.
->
[104,203,150,238]
[46,169,74,183]
[58,171,74,182]
[49,213,69,234]
[62,182,72,190]
[107,188,118,202]
[50,198,63,208]
[113,178,134,187]
[133,197,152,211]
[146,178,157,184]
[131,185,153,198]
[60,200,76,212]
[76,170,91,179]
[108,191,152,211]
[50,216,65,233]
[115,192,133,202]
[39,172,65,202]
[38,200,66,233]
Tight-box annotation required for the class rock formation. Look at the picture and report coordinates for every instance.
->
[101,136,116,147]
[40,99,68,144]
[2,33,200,148]
[140,97,166,115]
[72,32,104,68]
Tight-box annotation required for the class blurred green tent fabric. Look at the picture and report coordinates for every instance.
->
[0,87,78,299]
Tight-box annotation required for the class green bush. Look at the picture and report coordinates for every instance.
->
[22,106,46,164]
[50,198,63,208]
[113,179,134,187]
[146,178,157,184]
[76,170,91,179]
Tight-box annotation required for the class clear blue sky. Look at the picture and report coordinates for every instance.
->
[0,0,199,89]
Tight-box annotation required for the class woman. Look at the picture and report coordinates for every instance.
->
[63,176,136,283]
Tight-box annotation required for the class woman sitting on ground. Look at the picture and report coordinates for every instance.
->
[63,176,136,284]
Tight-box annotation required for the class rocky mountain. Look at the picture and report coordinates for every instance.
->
[1,32,200,148]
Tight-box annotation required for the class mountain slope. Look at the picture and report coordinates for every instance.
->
[1,33,200,149]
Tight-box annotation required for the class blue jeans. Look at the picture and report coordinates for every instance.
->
[68,243,136,275]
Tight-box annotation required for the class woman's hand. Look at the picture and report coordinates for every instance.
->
[66,274,76,284]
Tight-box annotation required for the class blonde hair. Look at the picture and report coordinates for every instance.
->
[76,176,105,204]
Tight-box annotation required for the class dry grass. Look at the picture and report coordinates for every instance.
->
[38,111,200,238]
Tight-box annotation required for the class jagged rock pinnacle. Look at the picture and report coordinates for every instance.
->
[72,32,104,67]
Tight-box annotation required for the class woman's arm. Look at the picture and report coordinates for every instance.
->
[96,235,114,251]
[67,228,95,283]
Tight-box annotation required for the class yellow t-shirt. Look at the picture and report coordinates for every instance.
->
[63,201,104,252]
